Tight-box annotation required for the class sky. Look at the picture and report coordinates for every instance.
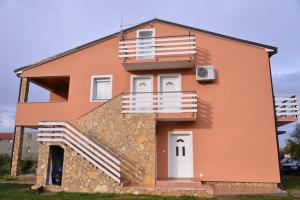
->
[0,0,299,147]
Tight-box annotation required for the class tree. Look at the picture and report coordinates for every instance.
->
[284,123,300,159]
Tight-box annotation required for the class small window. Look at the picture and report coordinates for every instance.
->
[27,134,32,141]
[91,76,112,101]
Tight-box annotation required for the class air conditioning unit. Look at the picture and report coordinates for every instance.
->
[196,66,215,81]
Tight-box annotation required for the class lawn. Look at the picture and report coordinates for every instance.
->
[0,176,299,200]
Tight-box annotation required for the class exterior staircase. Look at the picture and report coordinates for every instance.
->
[37,121,121,183]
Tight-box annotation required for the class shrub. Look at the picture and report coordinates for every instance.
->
[20,160,37,174]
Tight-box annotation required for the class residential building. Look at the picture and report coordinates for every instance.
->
[0,132,38,160]
[11,19,298,196]
[0,133,13,156]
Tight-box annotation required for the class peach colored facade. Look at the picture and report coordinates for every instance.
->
[13,19,296,190]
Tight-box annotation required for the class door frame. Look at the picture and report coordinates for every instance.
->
[136,29,155,60]
[167,131,194,178]
[130,74,153,93]
[157,73,182,93]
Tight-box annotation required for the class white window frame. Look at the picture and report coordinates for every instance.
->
[157,73,182,112]
[90,75,113,102]
[167,131,194,178]
[130,74,154,93]
[130,74,154,111]
[136,29,155,60]
[157,73,182,93]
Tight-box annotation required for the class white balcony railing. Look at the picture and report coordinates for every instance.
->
[122,91,197,114]
[119,35,196,60]
[275,94,298,118]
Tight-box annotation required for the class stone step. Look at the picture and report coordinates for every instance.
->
[16,175,36,183]
[122,184,213,198]
[155,179,202,189]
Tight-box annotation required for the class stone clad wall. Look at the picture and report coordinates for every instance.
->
[11,77,29,176]
[36,143,49,185]
[36,143,120,193]
[78,94,157,186]
[11,126,24,176]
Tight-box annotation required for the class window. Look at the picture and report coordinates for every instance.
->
[27,134,32,141]
[26,147,31,153]
[91,75,112,101]
[137,29,155,60]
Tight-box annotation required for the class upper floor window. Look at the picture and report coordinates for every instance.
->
[90,75,112,101]
[137,29,155,60]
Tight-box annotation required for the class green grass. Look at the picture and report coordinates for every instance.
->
[0,183,202,200]
[282,175,300,190]
[1,175,300,200]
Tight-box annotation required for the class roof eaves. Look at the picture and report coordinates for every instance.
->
[14,18,278,73]
[155,18,278,56]
[14,18,157,74]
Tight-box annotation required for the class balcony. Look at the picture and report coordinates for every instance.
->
[119,35,196,71]
[15,102,69,126]
[275,94,298,126]
[122,91,197,121]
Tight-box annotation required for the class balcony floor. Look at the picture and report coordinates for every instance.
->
[122,56,195,71]
[156,112,197,121]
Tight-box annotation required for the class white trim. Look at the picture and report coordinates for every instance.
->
[136,28,155,39]
[167,131,194,178]
[38,121,121,183]
[90,75,113,102]
[265,48,274,52]
[130,74,154,93]
[136,29,155,60]
[119,36,195,44]
[119,41,196,49]
[157,73,182,93]
[119,50,196,58]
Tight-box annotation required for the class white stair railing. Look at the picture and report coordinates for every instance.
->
[275,94,298,118]
[37,121,121,183]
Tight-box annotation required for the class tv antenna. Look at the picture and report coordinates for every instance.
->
[120,13,137,39]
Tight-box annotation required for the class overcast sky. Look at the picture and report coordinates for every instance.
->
[0,0,299,147]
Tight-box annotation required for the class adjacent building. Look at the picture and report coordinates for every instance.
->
[0,132,38,160]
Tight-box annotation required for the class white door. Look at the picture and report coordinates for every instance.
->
[169,133,193,178]
[137,30,154,60]
[159,75,181,111]
[132,76,153,111]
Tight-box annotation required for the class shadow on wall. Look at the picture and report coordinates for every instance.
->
[195,46,211,66]
[86,134,146,184]
[196,98,213,129]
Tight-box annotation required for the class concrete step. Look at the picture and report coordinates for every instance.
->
[155,179,202,189]
[16,175,36,183]
[122,184,213,198]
